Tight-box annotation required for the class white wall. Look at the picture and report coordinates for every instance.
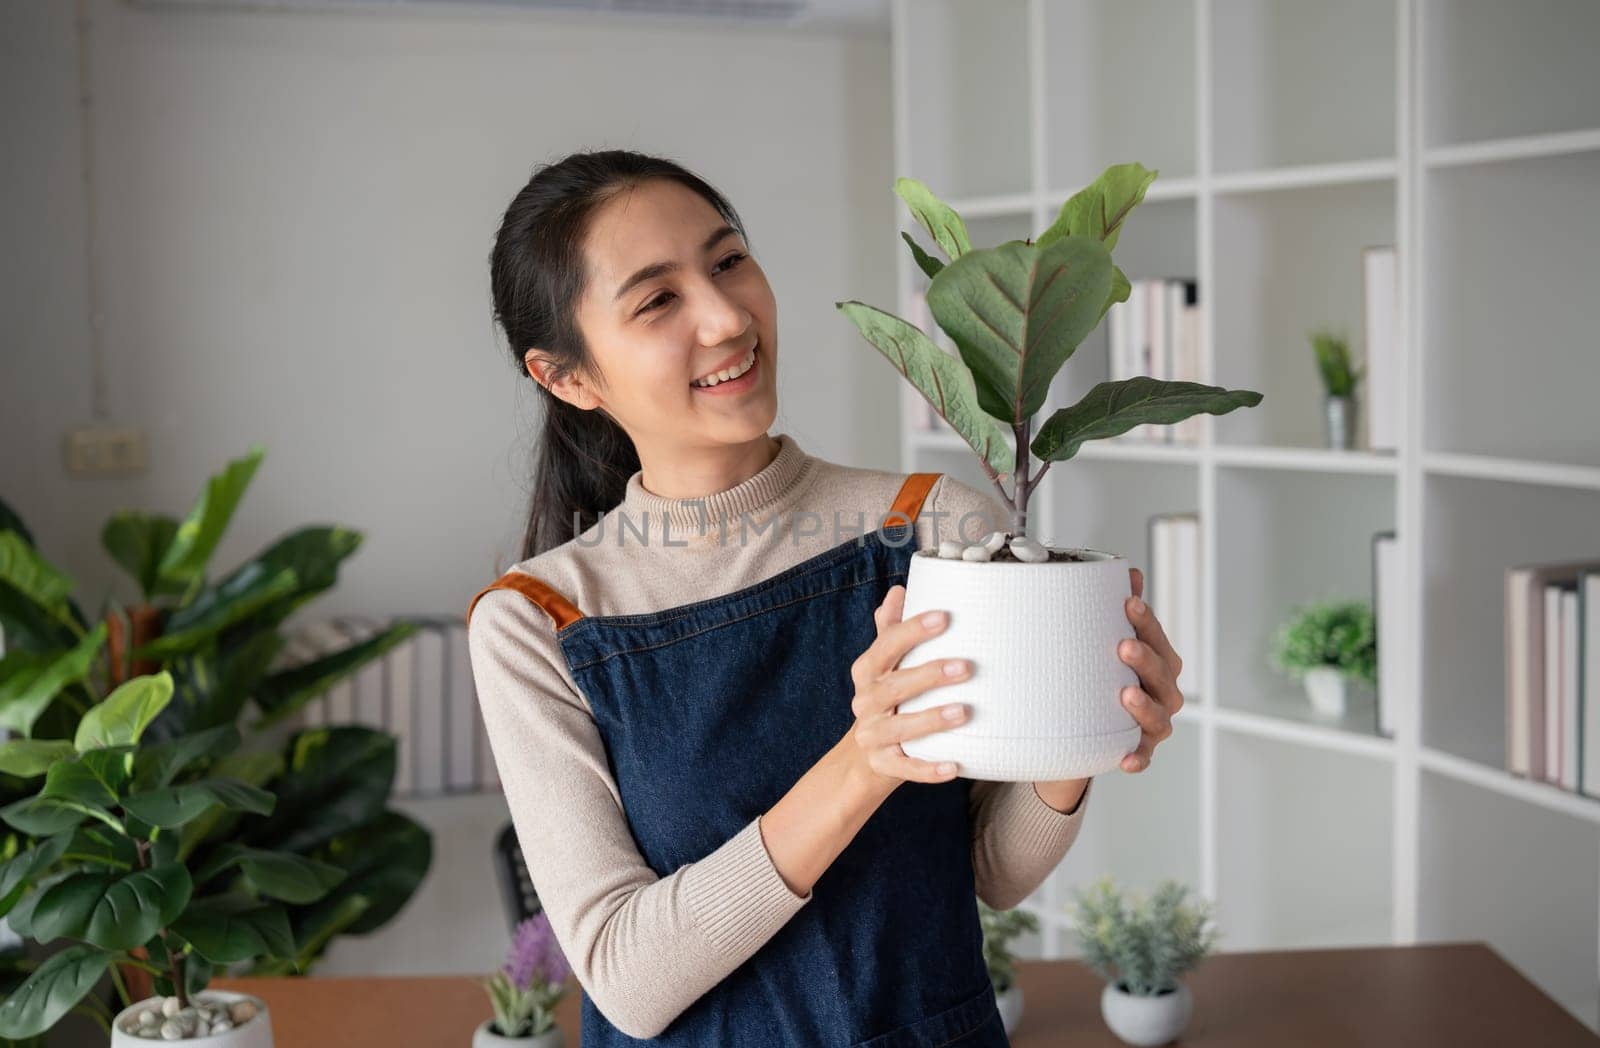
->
[1,0,898,977]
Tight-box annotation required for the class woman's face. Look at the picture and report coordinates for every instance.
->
[531,178,779,453]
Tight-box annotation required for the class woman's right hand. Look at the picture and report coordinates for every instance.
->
[843,584,973,791]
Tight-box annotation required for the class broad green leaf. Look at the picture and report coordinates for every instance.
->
[309,810,431,934]
[0,739,76,778]
[101,512,181,601]
[30,863,192,951]
[122,776,275,828]
[250,892,368,976]
[133,565,299,660]
[0,943,111,1039]
[210,526,364,640]
[58,826,139,871]
[252,622,417,730]
[134,724,242,790]
[194,844,345,904]
[75,671,174,752]
[1032,378,1265,461]
[0,833,72,918]
[925,237,1114,423]
[176,749,284,862]
[1100,264,1131,325]
[0,795,91,837]
[0,532,75,626]
[4,869,72,939]
[40,749,135,824]
[242,727,394,855]
[835,301,1014,477]
[173,894,294,964]
[893,178,972,261]
[0,622,107,737]
[1036,161,1159,253]
[154,446,265,592]
[900,232,945,279]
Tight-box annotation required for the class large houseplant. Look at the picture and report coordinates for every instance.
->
[0,447,431,1041]
[837,162,1263,780]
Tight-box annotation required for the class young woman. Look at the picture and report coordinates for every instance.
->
[466,150,1184,1047]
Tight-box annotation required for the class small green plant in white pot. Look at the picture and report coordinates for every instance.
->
[1270,599,1377,719]
[476,912,571,1047]
[837,162,1263,781]
[1309,328,1362,450]
[977,898,1039,1035]
[1067,876,1219,1047]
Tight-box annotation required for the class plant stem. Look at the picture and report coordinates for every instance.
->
[1011,418,1034,537]
[133,838,189,1008]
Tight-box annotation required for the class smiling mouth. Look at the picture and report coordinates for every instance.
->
[691,344,759,388]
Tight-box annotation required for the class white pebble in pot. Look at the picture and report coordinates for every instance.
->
[961,544,992,562]
[1009,537,1049,563]
[937,540,966,559]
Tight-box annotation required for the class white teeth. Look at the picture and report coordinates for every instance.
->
[692,348,756,387]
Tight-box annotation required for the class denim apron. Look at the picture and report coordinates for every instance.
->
[470,473,1008,1047]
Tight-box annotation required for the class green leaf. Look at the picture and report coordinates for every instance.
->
[194,844,346,904]
[250,892,368,976]
[0,739,76,778]
[40,749,135,823]
[0,943,111,1039]
[134,724,242,790]
[1100,264,1131,326]
[900,231,945,279]
[1032,378,1265,461]
[0,532,75,627]
[0,796,91,837]
[154,446,265,593]
[210,526,364,640]
[306,810,430,934]
[133,565,299,660]
[1036,161,1159,253]
[0,623,107,737]
[101,512,182,602]
[0,497,37,549]
[122,777,275,828]
[835,300,1014,477]
[0,833,72,918]
[892,178,972,261]
[75,671,174,752]
[173,894,295,964]
[176,749,284,862]
[30,864,192,951]
[251,622,417,730]
[243,727,395,855]
[925,236,1114,424]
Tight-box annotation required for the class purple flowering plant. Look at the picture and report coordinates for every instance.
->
[483,912,572,1038]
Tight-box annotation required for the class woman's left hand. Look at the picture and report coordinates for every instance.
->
[1116,567,1185,773]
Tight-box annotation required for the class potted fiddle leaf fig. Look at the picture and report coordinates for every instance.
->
[837,162,1263,781]
[0,448,433,1041]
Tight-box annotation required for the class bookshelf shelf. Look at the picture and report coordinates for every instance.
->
[891,0,1599,1023]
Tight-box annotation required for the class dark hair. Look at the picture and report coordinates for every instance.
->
[488,149,751,560]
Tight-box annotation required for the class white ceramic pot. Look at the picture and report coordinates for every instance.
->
[1100,980,1193,1047]
[110,990,272,1046]
[472,1018,565,1048]
[896,545,1141,781]
[994,984,1024,1036]
[1302,666,1347,718]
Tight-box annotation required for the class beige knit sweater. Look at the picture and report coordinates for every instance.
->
[466,432,1092,1038]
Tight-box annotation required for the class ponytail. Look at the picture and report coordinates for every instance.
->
[487,149,749,559]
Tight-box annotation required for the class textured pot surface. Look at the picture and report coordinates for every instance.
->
[110,990,272,1047]
[1100,981,1193,1047]
[897,547,1141,781]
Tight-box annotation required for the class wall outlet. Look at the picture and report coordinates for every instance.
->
[63,426,148,477]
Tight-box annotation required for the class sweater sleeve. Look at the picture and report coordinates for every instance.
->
[923,473,1095,911]
[467,588,812,1040]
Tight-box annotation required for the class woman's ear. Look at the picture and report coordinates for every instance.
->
[525,350,602,411]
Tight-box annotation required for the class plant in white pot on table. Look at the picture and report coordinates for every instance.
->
[1067,876,1219,1047]
[1270,599,1377,720]
[475,912,572,1048]
[978,898,1039,1036]
[837,162,1264,781]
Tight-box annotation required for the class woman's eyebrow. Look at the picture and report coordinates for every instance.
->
[613,224,740,303]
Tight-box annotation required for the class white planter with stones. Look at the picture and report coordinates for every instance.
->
[896,544,1142,781]
[1100,980,1193,1047]
[110,990,271,1046]
[472,1019,565,1048]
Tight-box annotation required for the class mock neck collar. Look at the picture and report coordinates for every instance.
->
[618,432,814,532]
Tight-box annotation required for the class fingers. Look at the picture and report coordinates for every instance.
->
[1120,684,1173,740]
[1118,636,1185,714]
[856,701,969,749]
[856,586,952,684]
[1129,566,1145,601]
[1123,597,1185,691]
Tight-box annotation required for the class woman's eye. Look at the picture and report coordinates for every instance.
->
[637,253,747,316]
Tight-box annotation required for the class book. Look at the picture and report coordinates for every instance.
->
[1505,560,1600,779]
[1371,531,1400,739]
[1147,512,1201,697]
[1361,245,1400,452]
[1562,588,1580,792]
[1582,572,1600,800]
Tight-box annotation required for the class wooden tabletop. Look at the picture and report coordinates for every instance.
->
[214,941,1599,1046]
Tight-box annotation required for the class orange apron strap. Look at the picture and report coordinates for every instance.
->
[881,471,941,531]
[465,571,585,632]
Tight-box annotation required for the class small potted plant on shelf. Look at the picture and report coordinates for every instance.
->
[1270,599,1377,719]
[1067,875,1218,1048]
[978,898,1038,1036]
[0,447,432,1042]
[476,912,571,1047]
[1308,328,1362,450]
[837,162,1264,781]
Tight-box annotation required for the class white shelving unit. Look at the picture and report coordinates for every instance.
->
[890,0,1600,1029]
